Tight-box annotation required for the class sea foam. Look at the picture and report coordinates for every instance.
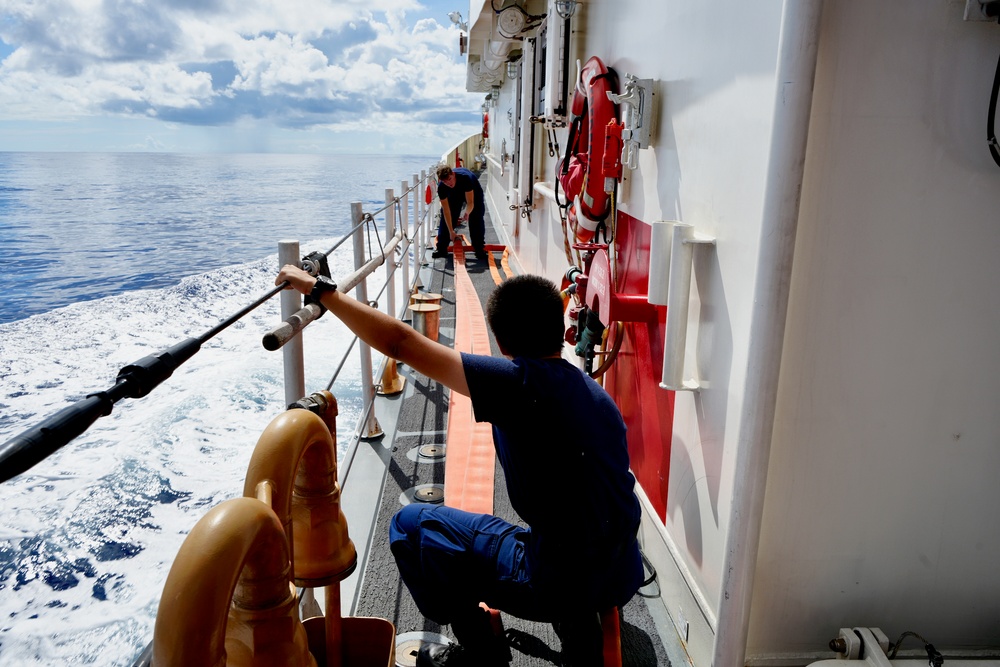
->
[0,239,393,665]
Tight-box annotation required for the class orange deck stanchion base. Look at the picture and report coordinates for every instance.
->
[303,616,396,667]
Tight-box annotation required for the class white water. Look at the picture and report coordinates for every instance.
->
[0,241,395,664]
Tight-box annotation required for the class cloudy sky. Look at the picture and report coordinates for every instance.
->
[0,0,481,154]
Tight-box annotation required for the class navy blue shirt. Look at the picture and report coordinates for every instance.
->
[438,167,484,216]
[461,352,643,608]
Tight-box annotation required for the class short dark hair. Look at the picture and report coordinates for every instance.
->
[435,164,453,180]
[486,275,565,358]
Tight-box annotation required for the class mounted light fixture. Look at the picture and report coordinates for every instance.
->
[506,61,519,79]
[448,11,468,32]
[555,0,578,19]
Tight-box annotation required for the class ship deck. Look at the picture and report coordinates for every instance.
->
[338,182,690,667]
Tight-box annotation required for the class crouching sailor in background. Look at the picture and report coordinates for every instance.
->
[433,163,487,261]
[275,268,643,667]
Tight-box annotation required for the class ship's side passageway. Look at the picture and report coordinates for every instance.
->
[349,180,671,666]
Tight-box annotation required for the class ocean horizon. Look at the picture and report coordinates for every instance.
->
[0,151,436,665]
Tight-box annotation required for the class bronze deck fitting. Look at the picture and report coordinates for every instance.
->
[410,292,443,306]
[242,407,357,587]
[378,359,406,396]
[408,303,441,342]
[152,497,314,667]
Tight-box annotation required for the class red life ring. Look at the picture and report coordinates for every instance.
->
[558,56,619,242]
[482,111,489,139]
[425,184,432,205]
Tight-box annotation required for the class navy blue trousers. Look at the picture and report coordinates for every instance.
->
[435,208,485,254]
[390,504,566,624]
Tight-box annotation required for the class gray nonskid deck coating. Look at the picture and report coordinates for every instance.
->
[351,188,671,666]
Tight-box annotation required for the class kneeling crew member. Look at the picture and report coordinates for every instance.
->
[274,268,643,667]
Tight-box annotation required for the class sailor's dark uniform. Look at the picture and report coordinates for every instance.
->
[389,353,642,634]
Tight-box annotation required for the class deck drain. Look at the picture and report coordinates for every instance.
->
[418,444,445,459]
[405,444,446,463]
[394,631,452,667]
[414,486,444,503]
[400,484,445,506]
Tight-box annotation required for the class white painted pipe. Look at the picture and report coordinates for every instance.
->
[385,188,397,321]
[412,174,420,258]
[351,202,380,439]
[713,1,824,665]
[400,180,411,297]
[278,240,305,406]
[647,220,675,306]
[661,223,694,391]
[420,170,427,253]
[532,181,557,203]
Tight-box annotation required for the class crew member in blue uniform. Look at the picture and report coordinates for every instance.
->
[274,268,643,667]
[434,164,487,261]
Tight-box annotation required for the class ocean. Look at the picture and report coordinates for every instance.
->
[0,152,436,665]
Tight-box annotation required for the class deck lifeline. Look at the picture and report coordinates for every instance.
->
[338,193,674,667]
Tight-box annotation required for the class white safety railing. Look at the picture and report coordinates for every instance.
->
[0,166,442,487]
[264,168,439,455]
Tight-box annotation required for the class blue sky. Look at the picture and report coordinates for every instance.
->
[0,0,480,154]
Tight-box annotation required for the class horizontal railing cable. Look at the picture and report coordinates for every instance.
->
[0,285,283,483]
[0,169,436,485]
[324,261,399,392]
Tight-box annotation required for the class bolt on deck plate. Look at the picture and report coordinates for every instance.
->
[414,486,444,503]
[418,444,445,459]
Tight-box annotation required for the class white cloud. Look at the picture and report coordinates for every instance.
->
[0,0,480,153]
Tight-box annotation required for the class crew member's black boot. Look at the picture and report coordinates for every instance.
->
[416,606,510,667]
[553,611,604,667]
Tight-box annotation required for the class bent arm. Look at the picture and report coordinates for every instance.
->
[275,265,470,396]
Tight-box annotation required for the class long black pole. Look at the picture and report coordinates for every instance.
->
[0,283,287,484]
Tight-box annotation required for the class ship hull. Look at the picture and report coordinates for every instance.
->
[463,0,1000,664]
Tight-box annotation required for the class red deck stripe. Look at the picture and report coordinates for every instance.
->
[443,237,496,514]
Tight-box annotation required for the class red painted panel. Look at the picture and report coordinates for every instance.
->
[604,212,673,522]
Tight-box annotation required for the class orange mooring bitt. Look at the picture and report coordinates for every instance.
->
[150,402,399,667]
[152,497,313,667]
[243,408,356,587]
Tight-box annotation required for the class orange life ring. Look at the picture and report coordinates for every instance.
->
[483,111,489,139]
[425,184,432,205]
[558,56,619,242]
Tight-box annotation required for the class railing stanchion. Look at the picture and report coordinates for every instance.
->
[412,174,421,265]
[385,188,397,319]
[279,240,305,406]
[398,187,410,304]
[351,202,382,440]
[403,180,419,293]
[378,187,406,396]
[419,170,427,255]
[420,169,437,256]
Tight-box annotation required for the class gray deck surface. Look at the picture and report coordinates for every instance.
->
[350,187,671,667]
